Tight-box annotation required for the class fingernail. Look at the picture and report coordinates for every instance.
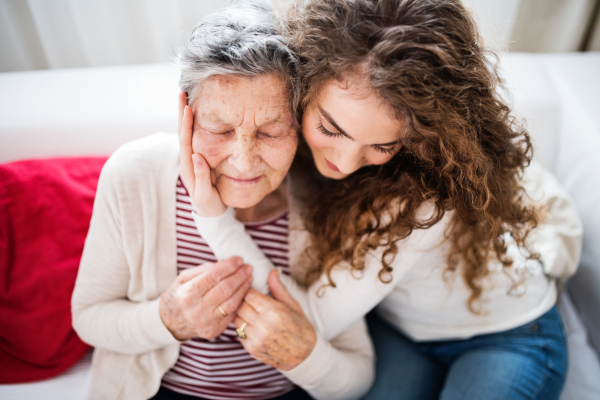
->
[234,257,243,266]
[244,265,253,274]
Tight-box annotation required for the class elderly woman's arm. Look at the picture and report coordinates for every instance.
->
[71,155,177,354]
[71,141,253,354]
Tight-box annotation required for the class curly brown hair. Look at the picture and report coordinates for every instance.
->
[283,0,540,313]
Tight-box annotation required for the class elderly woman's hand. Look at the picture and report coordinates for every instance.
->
[178,92,227,217]
[159,256,253,340]
[234,270,317,371]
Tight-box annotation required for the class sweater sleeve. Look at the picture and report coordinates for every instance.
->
[282,318,375,400]
[192,208,272,294]
[193,208,402,340]
[71,158,180,354]
[193,211,376,399]
[521,162,583,278]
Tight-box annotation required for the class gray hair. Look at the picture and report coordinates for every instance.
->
[176,0,299,116]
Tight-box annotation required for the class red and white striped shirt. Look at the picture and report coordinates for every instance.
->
[161,177,295,400]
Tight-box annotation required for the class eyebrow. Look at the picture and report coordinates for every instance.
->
[318,106,401,147]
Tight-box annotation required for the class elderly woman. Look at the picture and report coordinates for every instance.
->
[71,2,373,400]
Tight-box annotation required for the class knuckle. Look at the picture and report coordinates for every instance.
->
[205,269,219,287]
[257,323,271,337]
[214,283,230,300]
[270,312,284,326]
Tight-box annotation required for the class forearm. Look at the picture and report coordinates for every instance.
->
[278,253,397,341]
[523,162,583,278]
[281,319,375,400]
[72,295,178,354]
[71,176,179,354]
[192,208,399,340]
[72,240,179,354]
[192,208,273,293]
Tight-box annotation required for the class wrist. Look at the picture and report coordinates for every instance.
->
[191,200,228,218]
[158,292,189,341]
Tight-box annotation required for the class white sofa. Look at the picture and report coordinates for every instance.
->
[0,53,599,399]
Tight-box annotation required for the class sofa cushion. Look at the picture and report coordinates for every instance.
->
[0,157,107,383]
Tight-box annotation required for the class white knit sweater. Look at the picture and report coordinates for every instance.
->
[71,133,374,400]
[194,151,583,342]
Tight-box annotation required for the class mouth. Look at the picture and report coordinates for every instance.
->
[224,175,262,186]
[324,158,340,172]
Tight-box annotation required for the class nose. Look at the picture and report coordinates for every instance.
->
[228,133,259,173]
[336,142,365,175]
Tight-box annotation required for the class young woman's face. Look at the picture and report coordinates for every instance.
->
[302,78,405,179]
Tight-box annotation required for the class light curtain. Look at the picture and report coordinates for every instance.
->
[0,0,598,73]
[0,0,227,72]
[462,0,599,52]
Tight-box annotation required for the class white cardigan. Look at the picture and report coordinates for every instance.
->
[71,133,374,400]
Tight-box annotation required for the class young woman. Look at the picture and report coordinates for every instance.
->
[183,1,582,399]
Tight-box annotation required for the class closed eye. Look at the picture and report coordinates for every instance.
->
[372,145,397,155]
[258,130,280,139]
[318,122,398,155]
[204,128,233,135]
[317,123,344,138]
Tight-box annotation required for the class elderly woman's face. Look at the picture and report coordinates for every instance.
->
[191,74,298,209]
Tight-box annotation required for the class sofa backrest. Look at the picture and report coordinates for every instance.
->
[1,54,599,353]
[501,53,600,353]
[0,64,179,163]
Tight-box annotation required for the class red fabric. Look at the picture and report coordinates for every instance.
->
[0,157,108,383]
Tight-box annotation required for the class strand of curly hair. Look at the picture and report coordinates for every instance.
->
[283,0,541,313]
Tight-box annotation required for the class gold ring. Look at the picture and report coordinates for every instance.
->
[236,322,248,339]
[217,304,227,317]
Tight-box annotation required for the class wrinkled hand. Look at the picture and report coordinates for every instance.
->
[234,270,317,371]
[178,92,227,217]
[159,256,253,340]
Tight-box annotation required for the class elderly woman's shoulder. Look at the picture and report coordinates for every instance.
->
[100,132,179,184]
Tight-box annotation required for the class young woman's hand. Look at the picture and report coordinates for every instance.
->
[233,270,317,371]
[178,92,227,217]
[159,256,253,340]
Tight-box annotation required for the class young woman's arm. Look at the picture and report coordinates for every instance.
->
[193,210,405,340]
[193,162,584,340]
[229,270,375,400]
[520,161,583,278]
[283,318,375,400]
